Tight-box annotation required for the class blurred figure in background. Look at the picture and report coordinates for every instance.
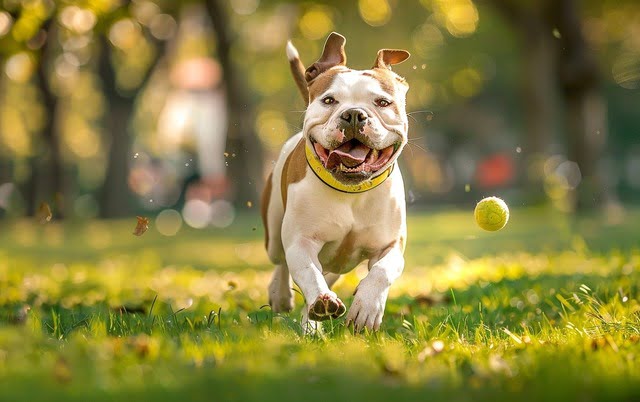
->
[158,57,228,203]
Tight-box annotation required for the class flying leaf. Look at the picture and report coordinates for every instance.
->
[133,216,150,236]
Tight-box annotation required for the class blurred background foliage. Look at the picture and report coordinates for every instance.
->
[0,0,639,230]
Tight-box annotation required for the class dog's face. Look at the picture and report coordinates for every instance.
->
[302,33,410,185]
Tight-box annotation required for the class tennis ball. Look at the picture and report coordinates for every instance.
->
[474,197,509,231]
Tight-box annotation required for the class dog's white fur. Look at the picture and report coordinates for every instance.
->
[263,33,409,332]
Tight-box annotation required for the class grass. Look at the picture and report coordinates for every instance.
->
[1,207,640,401]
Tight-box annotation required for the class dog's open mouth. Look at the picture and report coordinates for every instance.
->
[312,138,397,175]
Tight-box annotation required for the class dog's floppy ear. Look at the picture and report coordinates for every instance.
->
[373,49,410,70]
[305,32,347,83]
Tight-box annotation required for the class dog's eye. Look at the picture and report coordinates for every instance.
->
[322,96,336,105]
[375,98,392,107]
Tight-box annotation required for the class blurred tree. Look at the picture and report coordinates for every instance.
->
[487,0,612,210]
[205,0,263,203]
[1,0,637,219]
[0,4,65,217]
[488,0,558,203]
[97,34,135,218]
[98,1,171,218]
[549,0,610,209]
[98,33,161,218]
[33,19,65,217]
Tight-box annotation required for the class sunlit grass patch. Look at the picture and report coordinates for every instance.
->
[1,208,640,401]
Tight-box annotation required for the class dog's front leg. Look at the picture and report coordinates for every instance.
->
[346,242,404,331]
[285,237,346,330]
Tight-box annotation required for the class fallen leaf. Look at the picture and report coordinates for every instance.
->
[37,202,52,224]
[414,293,451,306]
[133,216,150,236]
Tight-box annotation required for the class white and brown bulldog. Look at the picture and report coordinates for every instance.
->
[261,32,410,332]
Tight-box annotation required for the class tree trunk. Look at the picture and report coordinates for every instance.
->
[549,0,611,209]
[205,0,263,204]
[487,0,558,200]
[33,22,65,218]
[520,24,557,201]
[98,38,135,218]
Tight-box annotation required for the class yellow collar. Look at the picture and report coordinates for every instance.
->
[305,144,394,193]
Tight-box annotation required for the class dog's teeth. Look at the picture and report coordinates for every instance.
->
[339,163,361,173]
[370,149,379,160]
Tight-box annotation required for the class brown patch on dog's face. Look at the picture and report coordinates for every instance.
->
[260,172,273,250]
[365,68,409,116]
[308,66,350,103]
[280,138,307,208]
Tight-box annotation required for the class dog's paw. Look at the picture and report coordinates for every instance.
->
[345,293,385,331]
[308,293,346,321]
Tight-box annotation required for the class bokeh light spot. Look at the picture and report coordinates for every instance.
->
[452,67,483,98]
[108,18,140,50]
[156,209,183,236]
[299,6,334,40]
[59,6,97,34]
[612,52,640,89]
[63,124,100,158]
[231,0,260,15]
[412,23,444,59]
[556,161,582,190]
[358,0,392,27]
[183,200,212,229]
[433,0,478,38]
[210,200,235,228]
[256,110,290,151]
[5,52,35,83]
[0,108,32,156]
[446,2,478,37]
[149,14,177,40]
[0,11,13,37]
[132,1,160,26]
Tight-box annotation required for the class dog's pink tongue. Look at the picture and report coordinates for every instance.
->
[326,142,370,168]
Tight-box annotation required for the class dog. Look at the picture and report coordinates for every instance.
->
[261,32,410,332]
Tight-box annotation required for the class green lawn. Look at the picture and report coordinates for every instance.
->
[1,207,639,401]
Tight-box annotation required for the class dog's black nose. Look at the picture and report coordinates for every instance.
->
[340,108,368,125]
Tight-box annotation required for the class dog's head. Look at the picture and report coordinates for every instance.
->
[302,32,410,185]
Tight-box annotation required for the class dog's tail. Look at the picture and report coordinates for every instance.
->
[286,41,309,106]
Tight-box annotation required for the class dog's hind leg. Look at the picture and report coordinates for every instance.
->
[269,264,294,312]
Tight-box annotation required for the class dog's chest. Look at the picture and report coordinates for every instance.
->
[317,229,383,274]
